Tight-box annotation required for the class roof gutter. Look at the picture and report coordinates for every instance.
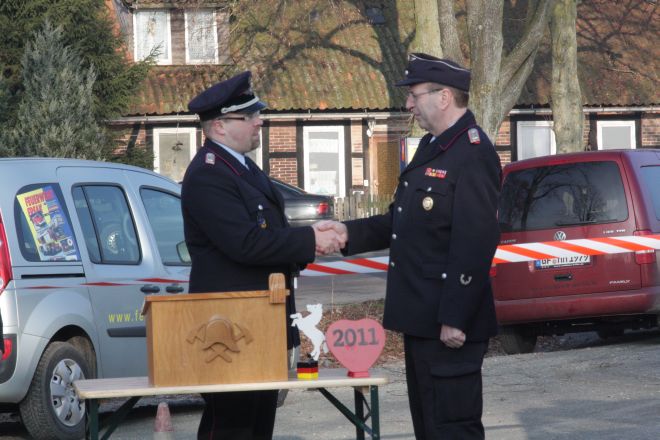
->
[105,111,407,125]
[509,106,658,115]
[106,105,657,125]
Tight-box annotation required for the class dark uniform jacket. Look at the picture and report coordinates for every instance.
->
[344,110,501,341]
[181,139,315,348]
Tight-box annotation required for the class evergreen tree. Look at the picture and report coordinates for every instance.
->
[6,22,105,159]
[0,0,151,121]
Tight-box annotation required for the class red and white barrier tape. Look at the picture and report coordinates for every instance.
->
[300,234,660,276]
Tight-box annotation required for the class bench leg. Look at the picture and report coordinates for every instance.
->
[86,399,99,440]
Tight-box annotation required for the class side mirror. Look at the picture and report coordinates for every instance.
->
[176,241,191,264]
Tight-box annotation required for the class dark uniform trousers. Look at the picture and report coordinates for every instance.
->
[198,391,278,440]
[404,336,488,440]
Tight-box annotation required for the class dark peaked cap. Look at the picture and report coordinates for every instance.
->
[395,53,471,92]
[188,71,267,121]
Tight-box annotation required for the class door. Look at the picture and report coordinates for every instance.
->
[57,166,188,378]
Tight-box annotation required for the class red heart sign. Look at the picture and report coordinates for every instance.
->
[325,319,385,377]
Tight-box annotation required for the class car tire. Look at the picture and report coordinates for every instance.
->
[499,326,537,355]
[19,341,93,440]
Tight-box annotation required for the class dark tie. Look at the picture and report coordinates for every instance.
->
[246,158,273,198]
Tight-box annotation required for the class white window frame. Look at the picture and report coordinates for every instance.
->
[596,120,636,150]
[184,9,218,64]
[153,127,197,176]
[303,126,346,197]
[516,120,556,160]
[133,10,172,65]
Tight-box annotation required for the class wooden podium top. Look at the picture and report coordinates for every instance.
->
[74,370,388,400]
[141,273,289,315]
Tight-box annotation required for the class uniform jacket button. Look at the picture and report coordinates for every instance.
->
[403,181,408,187]
[397,206,402,212]
[391,233,397,240]
[390,261,396,268]
[441,273,447,279]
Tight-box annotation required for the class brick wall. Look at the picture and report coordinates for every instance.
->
[495,118,511,146]
[268,122,296,152]
[269,158,298,185]
[351,120,363,153]
[642,112,660,147]
[498,150,512,166]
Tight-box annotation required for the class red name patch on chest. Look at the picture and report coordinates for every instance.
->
[425,168,447,179]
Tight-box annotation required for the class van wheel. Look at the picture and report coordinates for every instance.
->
[19,341,92,440]
[499,326,537,354]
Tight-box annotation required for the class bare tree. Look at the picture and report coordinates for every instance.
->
[410,0,442,56]
[550,0,584,153]
[411,1,555,140]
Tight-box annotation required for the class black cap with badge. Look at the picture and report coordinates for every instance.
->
[188,71,267,121]
[395,53,471,92]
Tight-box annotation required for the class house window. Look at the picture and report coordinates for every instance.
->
[303,126,346,197]
[185,9,218,64]
[517,120,556,160]
[134,10,171,64]
[597,120,636,150]
[153,128,197,182]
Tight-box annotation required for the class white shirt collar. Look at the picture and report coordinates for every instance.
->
[211,140,248,169]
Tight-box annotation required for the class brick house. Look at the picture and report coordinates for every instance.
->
[108,0,659,200]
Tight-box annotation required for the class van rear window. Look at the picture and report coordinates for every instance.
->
[499,161,628,232]
[640,166,660,220]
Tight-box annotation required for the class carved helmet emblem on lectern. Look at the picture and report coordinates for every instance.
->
[186,315,254,363]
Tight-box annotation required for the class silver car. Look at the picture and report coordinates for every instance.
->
[0,158,190,439]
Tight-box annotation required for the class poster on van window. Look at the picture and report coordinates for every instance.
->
[16,186,80,262]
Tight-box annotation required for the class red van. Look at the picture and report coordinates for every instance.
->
[493,149,660,354]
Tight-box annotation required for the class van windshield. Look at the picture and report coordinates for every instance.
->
[640,166,660,220]
[499,161,628,232]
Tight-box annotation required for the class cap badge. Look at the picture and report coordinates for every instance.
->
[468,128,481,145]
[205,152,216,165]
[422,196,434,211]
[425,168,447,179]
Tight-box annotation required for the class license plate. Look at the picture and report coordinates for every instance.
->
[534,255,591,269]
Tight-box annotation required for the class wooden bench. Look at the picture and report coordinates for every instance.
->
[74,369,388,440]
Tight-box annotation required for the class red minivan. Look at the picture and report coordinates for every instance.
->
[493,149,660,354]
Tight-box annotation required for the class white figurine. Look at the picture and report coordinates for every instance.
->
[290,304,328,361]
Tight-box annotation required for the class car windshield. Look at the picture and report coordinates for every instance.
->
[499,161,628,232]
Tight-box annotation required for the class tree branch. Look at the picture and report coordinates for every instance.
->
[438,0,463,64]
[500,0,553,86]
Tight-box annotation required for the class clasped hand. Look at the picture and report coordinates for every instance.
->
[312,220,348,256]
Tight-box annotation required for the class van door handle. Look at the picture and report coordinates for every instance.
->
[165,284,184,293]
[140,284,160,294]
[554,274,573,281]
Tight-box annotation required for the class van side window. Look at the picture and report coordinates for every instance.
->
[140,188,189,265]
[14,184,81,262]
[499,161,628,232]
[640,166,660,221]
[72,185,140,264]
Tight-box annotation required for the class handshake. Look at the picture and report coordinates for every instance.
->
[311,220,348,256]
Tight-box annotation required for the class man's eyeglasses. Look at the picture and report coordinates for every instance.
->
[407,88,445,100]
[217,111,261,122]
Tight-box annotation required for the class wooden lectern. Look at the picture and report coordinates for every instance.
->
[142,273,289,387]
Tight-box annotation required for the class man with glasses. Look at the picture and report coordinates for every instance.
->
[317,53,501,439]
[181,71,343,439]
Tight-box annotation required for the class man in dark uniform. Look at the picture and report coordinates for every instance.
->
[318,53,501,439]
[181,71,341,440]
